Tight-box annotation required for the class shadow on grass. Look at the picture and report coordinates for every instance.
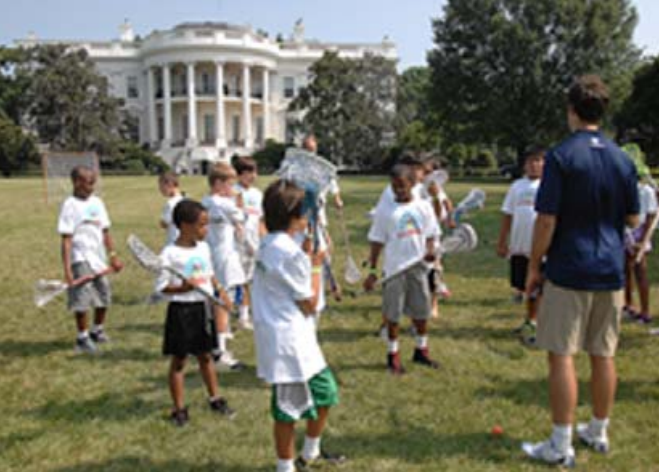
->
[327,425,520,465]
[53,456,270,472]
[139,365,267,392]
[69,347,160,363]
[114,321,162,335]
[0,430,43,452]
[433,323,514,341]
[0,339,71,358]
[319,327,379,344]
[28,392,159,422]
[475,376,659,408]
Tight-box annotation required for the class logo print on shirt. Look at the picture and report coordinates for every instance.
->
[396,211,422,238]
[83,204,102,226]
[184,256,208,286]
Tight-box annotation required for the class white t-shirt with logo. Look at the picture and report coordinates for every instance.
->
[57,195,111,272]
[154,241,215,303]
[368,198,440,278]
[234,184,263,255]
[252,232,327,384]
[373,182,424,217]
[202,194,247,288]
[161,194,184,246]
[501,177,540,256]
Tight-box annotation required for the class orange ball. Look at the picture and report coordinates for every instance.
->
[491,425,504,436]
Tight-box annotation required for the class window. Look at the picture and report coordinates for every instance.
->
[127,76,139,99]
[181,114,188,140]
[200,72,214,95]
[255,117,264,145]
[231,115,241,144]
[283,77,295,99]
[204,114,216,144]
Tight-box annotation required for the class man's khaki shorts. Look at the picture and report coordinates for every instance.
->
[536,281,623,357]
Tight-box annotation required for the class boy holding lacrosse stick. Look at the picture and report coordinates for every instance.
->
[365,165,441,374]
[202,163,247,371]
[624,164,658,325]
[154,199,236,426]
[496,147,545,343]
[232,156,265,330]
[252,179,345,472]
[58,166,123,354]
[158,171,185,247]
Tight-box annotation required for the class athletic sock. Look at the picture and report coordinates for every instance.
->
[302,435,321,461]
[589,417,609,437]
[217,333,228,353]
[91,323,103,333]
[239,305,250,322]
[551,424,573,453]
[276,459,295,472]
[387,339,399,354]
[415,335,428,349]
[77,330,90,340]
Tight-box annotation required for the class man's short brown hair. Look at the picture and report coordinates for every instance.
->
[208,162,237,187]
[263,179,305,232]
[567,75,610,124]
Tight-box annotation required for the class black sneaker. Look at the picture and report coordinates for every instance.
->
[295,450,347,470]
[412,348,440,369]
[209,397,236,419]
[90,329,110,344]
[170,407,189,427]
[319,449,347,465]
[75,336,98,354]
[387,352,406,375]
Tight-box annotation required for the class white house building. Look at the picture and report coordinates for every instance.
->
[17,20,398,172]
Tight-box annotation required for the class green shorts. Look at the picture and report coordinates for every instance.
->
[271,368,339,423]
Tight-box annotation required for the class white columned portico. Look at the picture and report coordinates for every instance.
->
[146,67,157,145]
[262,67,270,142]
[186,62,197,147]
[242,63,253,149]
[162,64,172,148]
[215,62,226,149]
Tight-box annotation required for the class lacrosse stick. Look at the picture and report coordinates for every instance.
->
[424,170,449,194]
[34,268,113,308]
[126,234,223,305]
[336,206,362,285]
[453,188,486,223]
[346,259,428,298]
[440,223,479,255]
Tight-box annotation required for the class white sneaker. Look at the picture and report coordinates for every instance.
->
[577,423,609,453]
[75,336,98,354]
[214,351,245,372]
[238,319,254,331]
[521,440,575,468]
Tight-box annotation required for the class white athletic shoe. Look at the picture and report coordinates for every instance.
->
[238,319,254,331]
[521,440,575,468]
[214,351,245,372]
[576,423,609,453]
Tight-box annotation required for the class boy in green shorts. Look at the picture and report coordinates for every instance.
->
[252,179,345,472]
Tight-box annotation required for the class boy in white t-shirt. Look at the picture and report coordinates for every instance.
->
[202,163,246,371]
[496,147,545,341]
[232,156,265,330]
[155,199,235,426]
[158,171,185,246]
[365,165,441,375]
[624,167,658,324]
[253,179,345,472]
[58,166,124,353]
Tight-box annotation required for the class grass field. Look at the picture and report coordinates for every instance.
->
[1,176,658,472]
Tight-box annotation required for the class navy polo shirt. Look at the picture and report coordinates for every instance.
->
[535,130,639,290]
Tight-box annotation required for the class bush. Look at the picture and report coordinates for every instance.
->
[102,141,169,174]
[122,159,146,174]
[253,139,287,173]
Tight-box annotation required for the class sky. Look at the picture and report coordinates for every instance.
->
[1,0,658,69]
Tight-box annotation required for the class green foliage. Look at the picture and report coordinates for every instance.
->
[107,141,169,174]
[397,120,441,154]
[290,51,397,170]
[253,139,287,172]
[0,116,39,176]
[428,0,640,153]
[616,56,659,165]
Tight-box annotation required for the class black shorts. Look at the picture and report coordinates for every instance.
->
[510,255,529,292]
[428,268,438,293]
[163,302,217,358]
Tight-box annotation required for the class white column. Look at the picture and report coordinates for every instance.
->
[262,67,270,144]
[162,64,172,148]
[242,63,253,149]
[215,62,226,149]
[147,67,158,146]
[186,62,197,147]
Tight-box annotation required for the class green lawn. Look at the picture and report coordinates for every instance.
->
[1,176,658,472]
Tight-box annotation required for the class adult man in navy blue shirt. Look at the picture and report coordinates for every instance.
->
[522,75,640,467]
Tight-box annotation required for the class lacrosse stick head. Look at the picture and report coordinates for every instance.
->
[344,256,363,285]
[277,148,338,197]
[454,188,486,222]
[441,223,479,255]
[424,170,449,193]
[34,279,68,308]
[127,234,162,273]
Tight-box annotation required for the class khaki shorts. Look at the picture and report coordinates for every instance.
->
[536,281,623,357]
[382,263,431,323]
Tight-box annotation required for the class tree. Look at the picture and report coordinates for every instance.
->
[428,0,639,154]
[616,56,659,165]
[0,116,39,177]
[289,51,397,169]
[24,45,124,156]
